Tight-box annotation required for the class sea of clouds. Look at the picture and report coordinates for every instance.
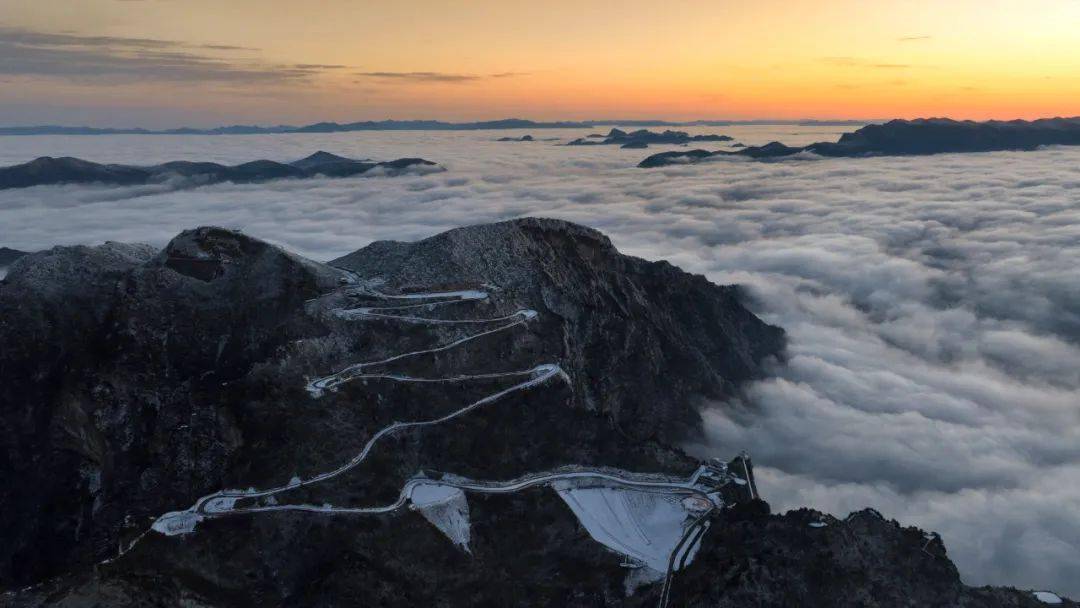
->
[1,126,1078,596]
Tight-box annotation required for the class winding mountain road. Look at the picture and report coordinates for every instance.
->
[150,267,739,608]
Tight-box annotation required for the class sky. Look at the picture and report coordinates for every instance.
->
[1,0,1079,127]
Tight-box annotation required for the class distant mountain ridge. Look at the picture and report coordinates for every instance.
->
[0,118,875,136]
[567,128,733,148]
[0,151,438,190]
[639,117,1080,166]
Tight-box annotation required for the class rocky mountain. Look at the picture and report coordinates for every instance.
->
[0,247,27,267]
[0,219,1070,607]
[638,117,1080,166]
[0,152,438,190]
[569,128,733,149]
[0,247,28,280]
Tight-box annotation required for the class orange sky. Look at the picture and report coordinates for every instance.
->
[1,0,1078,126]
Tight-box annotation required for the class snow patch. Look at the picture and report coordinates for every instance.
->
[409,483,471,551]
[1034,591,1063,604]
[379,289,487,301]
[203,496,238,513]
[556,486,697,572]
[151,510,202,536]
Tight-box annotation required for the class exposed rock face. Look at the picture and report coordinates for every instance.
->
[332,218,784,441]
[0,230,339,585]
[628,503,1078,608]
[638,117,1080,166]
[0,151,439,190]
[569,128,733,147]
[0,219,1068,607]
[0,247,27,277]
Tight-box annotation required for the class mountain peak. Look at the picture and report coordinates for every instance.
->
[289,150,357,169]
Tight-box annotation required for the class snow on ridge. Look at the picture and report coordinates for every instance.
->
[1034,591,1063,604]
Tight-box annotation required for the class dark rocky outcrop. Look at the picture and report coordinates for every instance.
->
[629,504,1077,608]
[497,134,535,142]
[0,247,27,271]
[638,117,1080,166]
[0,151,438,190]
[0,230,340,587]
[569,128,733,147]
[638,149,718,167]
[0,219,1069,607]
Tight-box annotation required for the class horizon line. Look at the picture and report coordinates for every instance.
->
[2,115,1076,136]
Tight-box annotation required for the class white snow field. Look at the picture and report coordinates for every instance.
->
[1034,591,1063,604]
[556,486,705,574]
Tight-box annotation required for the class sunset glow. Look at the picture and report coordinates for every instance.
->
[1,0,1079,126]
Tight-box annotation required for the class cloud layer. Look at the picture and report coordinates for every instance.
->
[0,126,1078,596]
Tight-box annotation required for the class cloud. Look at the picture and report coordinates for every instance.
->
[0,26,336,83]
[356,71,481,83]
[201,44,258,51]
[355,71,527,84]
[0,132,1079,597]
[820,57,913,69]
[898,35,933,42]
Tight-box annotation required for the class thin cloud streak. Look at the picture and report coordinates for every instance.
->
[355,71,529,84]
[0,26,337,83]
